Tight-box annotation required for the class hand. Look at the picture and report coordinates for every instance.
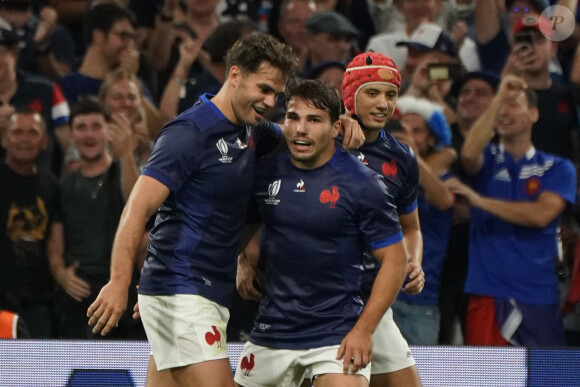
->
[338,114,365,150]
[108,113,134,159]
[401,261,425,295]
[236,252,262,301]
[177,36,203,70]
[132,302,140,320]
[34,6,58,46]
[54,261,91,302]
[87,281,129,336]
[336,326,372,374]
[450,20,468,52]
[119,48,140,75]
[445,177,481,207]
[497,74,528,103]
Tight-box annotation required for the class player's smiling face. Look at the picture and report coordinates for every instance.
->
[355,83,398,131]
[231,62,286,126]
[284,97,340,169]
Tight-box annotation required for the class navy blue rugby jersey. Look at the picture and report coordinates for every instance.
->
[248,148,403,349]
[349,130,419,302]
[138,94,281,307]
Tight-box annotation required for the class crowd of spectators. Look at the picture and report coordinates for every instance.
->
[0,0,579,348]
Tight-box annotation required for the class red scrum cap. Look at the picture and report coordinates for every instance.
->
[342,52,401,116]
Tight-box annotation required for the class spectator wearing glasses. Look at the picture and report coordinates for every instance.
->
[56,3,149,106]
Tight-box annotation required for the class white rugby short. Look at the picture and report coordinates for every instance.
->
[233,342,371,387]
[138,294,230,371]
[371,308,416,374]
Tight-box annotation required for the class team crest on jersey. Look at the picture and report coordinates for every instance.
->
[216,138,233,163]
[382,159,397,178]
[294,179,306,192]
[357,152,368,165]
[240,353,255,376]
[525,177,541,196]
[236,137,248,149]
[265,180,281,205]
[320,186,340,208]
[205,325,223,349]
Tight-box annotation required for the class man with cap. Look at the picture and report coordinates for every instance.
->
[341,51,423,386]
[366,7,480,78]
[474,0,553,76]
[438,70,499,345]
[503,13,579,163]
[302,10,359,77]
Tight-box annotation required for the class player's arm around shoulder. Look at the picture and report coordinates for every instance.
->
[87,175,170,336]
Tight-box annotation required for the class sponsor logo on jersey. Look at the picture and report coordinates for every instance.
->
[494,168,511,182]
[294,179,305,192]
[236,137,248,149]
[357,152,368,165]
[265,180,281,205]
[217,138,233,163]
[320,186,339,208]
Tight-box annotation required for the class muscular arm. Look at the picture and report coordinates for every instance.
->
[417,156,455,211]
[399,210,425,295]
[87,175,169,335]
[448,178,568,227]
[474,0,501,44]
[337,240,407,372]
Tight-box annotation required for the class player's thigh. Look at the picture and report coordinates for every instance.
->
[172,358,235,387]
[371,308,416,375]
[314,373,368,387]
[145,356,178,387]
[139,294,230,370]
[369,365,422,387]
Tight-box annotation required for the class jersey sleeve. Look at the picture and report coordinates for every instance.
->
[543,157,578,205]
[254,120,282,157]
[397,153,419,215]
[141,119,205,192]
[359,174,403,250]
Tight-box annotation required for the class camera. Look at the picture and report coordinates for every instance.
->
[515,30,535,53]
[427,63,465,81]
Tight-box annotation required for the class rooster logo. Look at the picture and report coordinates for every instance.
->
[240,353,255,376]
[357,152,368,165]
[205,325,222,348]
[320,186,339,208]
[382,159,397,178]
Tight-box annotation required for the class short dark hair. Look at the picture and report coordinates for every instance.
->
[204,20,258,65]
[225,32,298,79]
[69,97,108,127]
[84,3,136,46]
[285,78,341,123]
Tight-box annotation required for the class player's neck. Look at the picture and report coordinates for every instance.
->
[211,88,239,125]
